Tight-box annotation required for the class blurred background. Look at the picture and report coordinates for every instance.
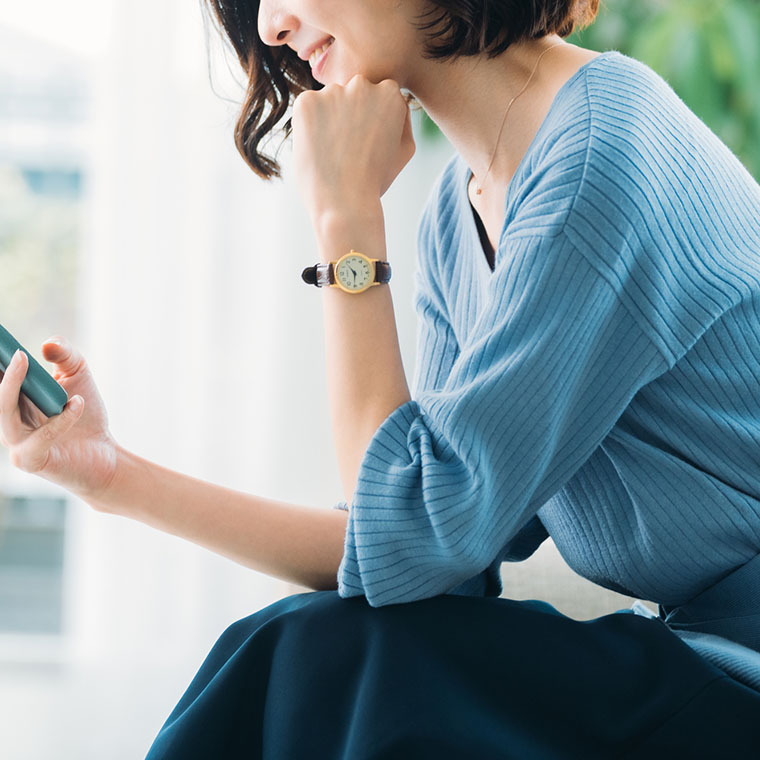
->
[1,0,758,757]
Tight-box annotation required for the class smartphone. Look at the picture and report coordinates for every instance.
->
[0,322,69,417]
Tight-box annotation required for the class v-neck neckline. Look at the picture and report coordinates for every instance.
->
[462,50,618,274]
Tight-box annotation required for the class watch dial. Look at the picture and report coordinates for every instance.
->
[337,255,372,291]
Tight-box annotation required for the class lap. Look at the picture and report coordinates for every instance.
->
[145,591,760,759]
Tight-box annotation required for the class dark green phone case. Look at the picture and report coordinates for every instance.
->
[0,323,69,417]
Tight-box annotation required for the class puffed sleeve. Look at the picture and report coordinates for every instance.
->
[335,217,670,607]
[333,258,546,597]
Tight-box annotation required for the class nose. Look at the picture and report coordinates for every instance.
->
[257,1,299,48]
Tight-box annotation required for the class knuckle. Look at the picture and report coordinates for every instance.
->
[294,91,314,109]
[291,98,304,119]
[8,449,25,471]
[40,424,57,444]
[11,446,42,474]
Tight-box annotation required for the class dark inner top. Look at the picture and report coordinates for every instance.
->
[469,202,496,272]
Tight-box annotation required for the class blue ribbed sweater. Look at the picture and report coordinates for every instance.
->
[332,51,760,685]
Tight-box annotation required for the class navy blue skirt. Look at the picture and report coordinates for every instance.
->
[144,591,760,759]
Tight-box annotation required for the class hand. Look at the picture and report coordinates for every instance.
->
[291,74,416,224]
[0,338,120,507]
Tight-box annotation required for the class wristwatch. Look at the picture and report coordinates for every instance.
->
[301,250,392,294]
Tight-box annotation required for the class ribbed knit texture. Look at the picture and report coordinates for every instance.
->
[331,51,760,684]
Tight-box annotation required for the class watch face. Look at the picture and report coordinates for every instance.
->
[336,254,372,291]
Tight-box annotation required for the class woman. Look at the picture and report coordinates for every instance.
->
[2,0,760,756]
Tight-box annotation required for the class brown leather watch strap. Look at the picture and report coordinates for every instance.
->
[301,260,392,288]
[372,260,392,284]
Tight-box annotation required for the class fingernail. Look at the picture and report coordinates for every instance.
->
[13,349,23,363]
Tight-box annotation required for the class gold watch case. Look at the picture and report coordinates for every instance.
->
[331,250,380,294]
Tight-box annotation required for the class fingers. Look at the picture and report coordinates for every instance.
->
[0,349,29,447]
[0,347,84,465]
[9,395,84,474]
[41,337,86,377]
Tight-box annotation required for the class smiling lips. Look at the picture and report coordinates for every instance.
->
[309,37,334,71]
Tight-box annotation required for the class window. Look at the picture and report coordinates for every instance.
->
[0,494,67,634]
[0,25,86,643]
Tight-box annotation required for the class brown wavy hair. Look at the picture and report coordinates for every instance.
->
[202,0,600,181]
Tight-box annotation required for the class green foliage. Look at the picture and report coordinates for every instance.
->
[418,0,760,179]
[568,0,760,178]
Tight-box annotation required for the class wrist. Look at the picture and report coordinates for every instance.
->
[314,199,385,258]
[81,443,137,516]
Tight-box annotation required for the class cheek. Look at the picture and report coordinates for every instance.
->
[327,34,399,87]
[333,44,374,86]
[351,45,401,85]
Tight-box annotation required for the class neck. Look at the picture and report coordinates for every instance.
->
[407,34,571,191]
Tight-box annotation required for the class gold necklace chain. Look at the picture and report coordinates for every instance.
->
[473,41,565,196]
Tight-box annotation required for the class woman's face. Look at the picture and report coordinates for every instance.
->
[257,0,426,87]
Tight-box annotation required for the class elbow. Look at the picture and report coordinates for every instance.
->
[312,574,340,593]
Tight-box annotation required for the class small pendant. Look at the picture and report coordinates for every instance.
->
[475,188,482,195]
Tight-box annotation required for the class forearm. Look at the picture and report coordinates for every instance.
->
[85,445,348,592]
[315,201,412,505]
